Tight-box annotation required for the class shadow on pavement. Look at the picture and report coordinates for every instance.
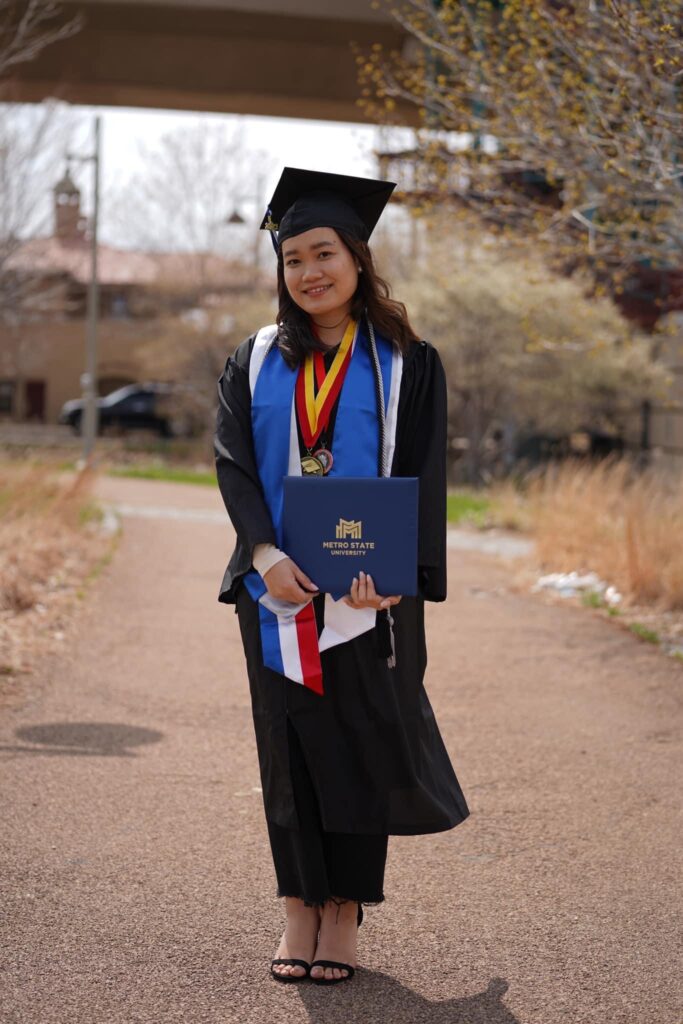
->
[298,973,518,1023]
[0,721,163,757]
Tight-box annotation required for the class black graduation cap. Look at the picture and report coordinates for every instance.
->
[261,167,396,250]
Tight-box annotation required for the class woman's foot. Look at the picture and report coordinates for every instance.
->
[310,899,359,982]
[271,898,320,979]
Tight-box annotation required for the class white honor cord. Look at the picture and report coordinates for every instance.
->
[366,316,396,670]
[366,317,389,478]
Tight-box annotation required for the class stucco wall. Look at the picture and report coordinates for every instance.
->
[0,318,163,422]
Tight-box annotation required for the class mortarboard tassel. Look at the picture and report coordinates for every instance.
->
[386,610,396,669]
[375,607,396,669]
[264,207,279,253]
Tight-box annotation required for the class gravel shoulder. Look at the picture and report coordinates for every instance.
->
[1,476,681,1024]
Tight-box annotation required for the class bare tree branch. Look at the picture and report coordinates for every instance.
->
[0,1,82,78]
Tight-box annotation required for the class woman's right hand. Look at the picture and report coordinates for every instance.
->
[263,557,319,604]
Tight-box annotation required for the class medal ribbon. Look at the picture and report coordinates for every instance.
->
[295,319,355,450]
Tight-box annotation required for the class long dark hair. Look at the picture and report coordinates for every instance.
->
[275,229,419,368]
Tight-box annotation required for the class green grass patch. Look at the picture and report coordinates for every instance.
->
[0,486,12,518]
[86,533,120,581]
[629,622,660,645]
[108,466,216,486]
[447,491,491,526]
[77,531,122,599]
[672,651,683,663]
[582,592,623,616]
[78,501,104,527]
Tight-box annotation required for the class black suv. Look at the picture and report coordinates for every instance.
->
[59,383,184,437]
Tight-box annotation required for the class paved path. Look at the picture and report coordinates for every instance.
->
[2,477,681,1024]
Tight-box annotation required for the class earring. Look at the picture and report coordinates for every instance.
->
[357,266,363,273]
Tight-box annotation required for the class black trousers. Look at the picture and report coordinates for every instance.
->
[266,718,389,907]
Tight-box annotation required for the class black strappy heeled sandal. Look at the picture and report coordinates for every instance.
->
[310,903,363,985]
[270,957,311,983]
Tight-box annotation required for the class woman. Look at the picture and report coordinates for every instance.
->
[214,168,470,985]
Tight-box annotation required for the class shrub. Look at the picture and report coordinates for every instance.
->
[396,250,670,484]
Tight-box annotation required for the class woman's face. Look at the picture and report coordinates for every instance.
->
[281,226,359,322]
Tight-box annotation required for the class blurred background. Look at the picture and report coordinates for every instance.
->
[1,0,682,665]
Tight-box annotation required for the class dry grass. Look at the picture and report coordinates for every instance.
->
[515,457,683,611]
[486,480,537,534]
[0,461,113,679]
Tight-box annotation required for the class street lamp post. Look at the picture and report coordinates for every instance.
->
[224,174,265,277]
[69,115,102,464]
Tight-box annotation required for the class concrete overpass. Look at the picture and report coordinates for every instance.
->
[2,0,410,123]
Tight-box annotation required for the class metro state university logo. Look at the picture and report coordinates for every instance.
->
[335,518,362,539]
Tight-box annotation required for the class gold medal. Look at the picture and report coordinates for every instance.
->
[301,454,325,476]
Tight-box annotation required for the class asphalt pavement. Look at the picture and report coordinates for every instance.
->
[1,476,681,1024]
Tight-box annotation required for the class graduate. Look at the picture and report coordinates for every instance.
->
[214,167,470,985]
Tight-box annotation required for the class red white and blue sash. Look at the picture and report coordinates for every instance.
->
[243,320,402,693]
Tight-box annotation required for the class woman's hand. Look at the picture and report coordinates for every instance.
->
[263,557,319,605]
[341,570,402,611]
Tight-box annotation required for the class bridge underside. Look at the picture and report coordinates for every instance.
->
[1,0,413,124]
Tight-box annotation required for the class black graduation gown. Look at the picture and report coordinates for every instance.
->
[214,331,471,836]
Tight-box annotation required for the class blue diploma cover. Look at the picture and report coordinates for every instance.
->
[282,476,419,599]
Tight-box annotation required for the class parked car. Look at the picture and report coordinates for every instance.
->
[59,382,190,438]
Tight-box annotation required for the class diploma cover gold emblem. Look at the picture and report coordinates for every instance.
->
[336,518,362,539]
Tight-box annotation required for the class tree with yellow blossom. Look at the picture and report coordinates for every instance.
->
[358,0,682,308]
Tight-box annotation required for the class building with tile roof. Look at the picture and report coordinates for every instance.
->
[0,169,261,423]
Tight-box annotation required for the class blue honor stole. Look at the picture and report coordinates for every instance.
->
[243,319,402,693]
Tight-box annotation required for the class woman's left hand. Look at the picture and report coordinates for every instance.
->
[341,570,402,611]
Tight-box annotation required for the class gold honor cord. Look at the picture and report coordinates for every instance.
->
[303,318,356,436]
